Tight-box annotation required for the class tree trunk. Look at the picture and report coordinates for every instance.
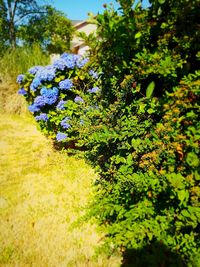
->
[7,0,17,48]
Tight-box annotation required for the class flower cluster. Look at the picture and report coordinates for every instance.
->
[28,66,43,75]
[40,87,59,105]
[59,79,73,90]
[88,87,100,93]
[56,132,67,142]
[16,74,25,84]
[35,65,56,82]
[28,104,40,113]
[56,100,67,110]
[17,52,101,145]
[35,113,48,122]
[30,78,42,92]
[18,88,27,95]
[53,53,89,71]
[61,117,71,129]
[74,96,84,103]
[89,69,99,79]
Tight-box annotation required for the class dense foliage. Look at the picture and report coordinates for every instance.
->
[18,6,74,54]
[18,0,200,266]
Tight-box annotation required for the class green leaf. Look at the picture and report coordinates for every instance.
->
[126,154,133,166]
[177,190,189,203]
[158,0,165,4]
[167,173,185,189]
[146,81,155,98]
[135,32,142,39]
[181,209,191,218]
[186,152,199,167]
[194,171,200,181]
[55,77,61,82]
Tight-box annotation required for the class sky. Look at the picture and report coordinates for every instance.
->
[51,0,150,20]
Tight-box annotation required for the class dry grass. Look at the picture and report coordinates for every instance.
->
[0,83,29,115]
[0,114,121,266]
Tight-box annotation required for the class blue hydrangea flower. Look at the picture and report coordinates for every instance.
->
[88,87,100,93]
[40,87,48,95]
[28,104,40,113]
[53,58,67,70]
[35,113,48,121]
[56,132,68,142]
[89,69,99,79]
[60,52,69,59]
[56,100,67,110]
[30,78,42,92]
[61,117,71,129]
[52,87,59,95]
[40,87,59,105]
[35,65,56,82]
[77,57,89,68]
[28,66,43,75]
[18,88,27,95]
[74,96,84,103]
[16,74,25,84]
[60,53,81,68]
[59,79,73,90]
[34,96,46,107]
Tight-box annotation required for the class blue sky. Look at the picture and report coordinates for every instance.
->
[51,0,150,20]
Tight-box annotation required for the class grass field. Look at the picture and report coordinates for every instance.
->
[0,113,121,266]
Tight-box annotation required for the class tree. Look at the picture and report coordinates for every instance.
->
[1,0,47,48]
[18,6,74,54]
[0,0,8,50]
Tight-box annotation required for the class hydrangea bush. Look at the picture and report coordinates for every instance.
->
[17,53,101,147]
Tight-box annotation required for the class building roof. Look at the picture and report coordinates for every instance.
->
[71,20,83,26]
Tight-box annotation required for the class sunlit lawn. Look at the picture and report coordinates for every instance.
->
[0,113,121,266]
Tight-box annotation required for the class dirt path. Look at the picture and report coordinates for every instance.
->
[0,114,121,267]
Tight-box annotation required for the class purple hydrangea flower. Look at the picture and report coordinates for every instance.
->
[35,113,48,122]
[89,69,99,79]
[56,132,67,142]
[16,74,25,84]
[61,117,71,129]
[30,78,42,92]
[59,79,73,90]
[88,87,100,93]
[28,104,40,113]
[56,100,67,110]
[18,88,27,95]
[34,96,46,107]
[28,66,43,75]
[74,96,84,103]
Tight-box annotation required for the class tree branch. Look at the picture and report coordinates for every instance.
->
[14,10,47,23]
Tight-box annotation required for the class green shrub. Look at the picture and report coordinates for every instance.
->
[81,0,200,265]
[84,71,200,266]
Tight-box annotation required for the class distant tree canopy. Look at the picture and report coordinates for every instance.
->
[0,0,74,54]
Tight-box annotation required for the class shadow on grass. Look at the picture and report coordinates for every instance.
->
[121,241,186,267]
